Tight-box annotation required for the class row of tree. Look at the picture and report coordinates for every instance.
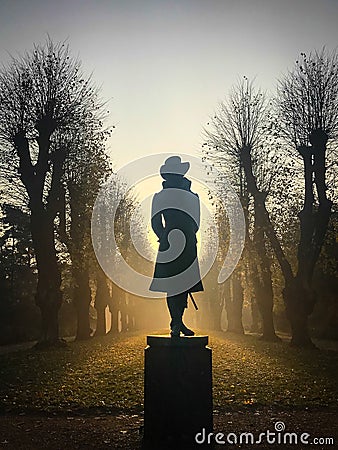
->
[0,38,166,346]
[0,39,113,345]
[203,49,337,347]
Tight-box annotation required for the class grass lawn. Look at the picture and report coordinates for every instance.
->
[0,330,337,414]
[0,331,337,449]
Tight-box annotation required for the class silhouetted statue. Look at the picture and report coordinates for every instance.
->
[149,156,203,337]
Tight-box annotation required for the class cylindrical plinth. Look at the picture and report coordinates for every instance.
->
[144,335,213,442]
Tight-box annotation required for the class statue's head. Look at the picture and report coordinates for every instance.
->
[160,156,190,180]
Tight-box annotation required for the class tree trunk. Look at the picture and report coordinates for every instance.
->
[241,145,319,345]
[120,291,128,332]
[94,271,108,336]
[73,268,91,340]
[259,297,278,341]
[283,278,316,347]
[289,131,332,347]
[15,128,64,346]
[252,235,279,341]
[250,296,261,333]
[209,282,224,331]
[241,147,280,341]
[128,296,136,331]
[214,285,224,331]
[251,273,277,339]
[13,126,66,346]
[95,307,106,336]
[108,284,119,334]
[67,187,92,341]
[225,271,244,334]
[31,210,62,345]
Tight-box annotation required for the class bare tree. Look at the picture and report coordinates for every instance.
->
[0,38,108,345]
[275,48,337,346]
[91,175,145,336]
[204,77,280,341]
[61,124,110,340]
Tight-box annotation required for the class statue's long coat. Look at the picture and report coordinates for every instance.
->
[149,176,204,296]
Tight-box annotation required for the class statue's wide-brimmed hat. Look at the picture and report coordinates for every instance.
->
[160,156,190,179]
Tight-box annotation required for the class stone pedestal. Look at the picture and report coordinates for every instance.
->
[144,335,213,442]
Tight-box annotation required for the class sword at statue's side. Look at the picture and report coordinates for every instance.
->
[189,292,198,311]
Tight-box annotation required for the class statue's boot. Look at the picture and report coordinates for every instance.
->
[180,323,195,336]
[167,292,194,337]
[170,324,181,337]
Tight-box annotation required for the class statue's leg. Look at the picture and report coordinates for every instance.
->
[167,292,195,336]
[166,294,182,336]
[181,292,195,336]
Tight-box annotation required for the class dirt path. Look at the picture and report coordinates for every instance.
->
[0,408,337,449]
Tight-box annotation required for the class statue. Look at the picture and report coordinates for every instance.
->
[149,156,203,337]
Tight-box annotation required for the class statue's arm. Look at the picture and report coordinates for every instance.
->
[193,193,201,232]
[151,194,164,240]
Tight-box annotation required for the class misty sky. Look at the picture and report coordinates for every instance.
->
[0,0,337,168]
